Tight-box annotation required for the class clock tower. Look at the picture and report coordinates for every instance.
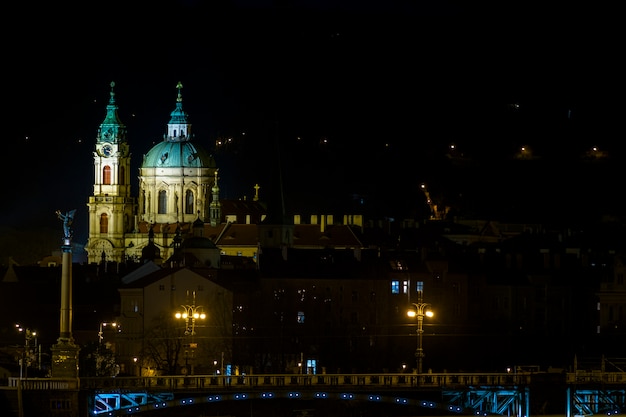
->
[85,82,136,264]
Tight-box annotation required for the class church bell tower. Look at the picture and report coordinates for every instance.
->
[85,82,136,264]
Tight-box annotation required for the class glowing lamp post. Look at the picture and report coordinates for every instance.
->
[407,302,433,374]
[98,322,118,345]
[175,305,206,336]
[16,325,37,379]
[175,291,206,375]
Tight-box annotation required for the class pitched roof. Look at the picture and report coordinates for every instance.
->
[121,260,162,285]
[293,224,362,249]
[214,223,259,247]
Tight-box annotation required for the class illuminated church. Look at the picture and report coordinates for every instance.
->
[85,82,259,264]
[85,82,363,265]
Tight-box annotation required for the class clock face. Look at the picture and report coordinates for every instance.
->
[102,145,113,157]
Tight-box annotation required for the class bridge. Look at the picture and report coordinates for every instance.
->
[3,371,626,417]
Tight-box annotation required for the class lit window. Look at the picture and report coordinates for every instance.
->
[185,190,194,214]
[103,165,111,185]
[158,190,167,214]
[391,281,400,294]
[100,213,109,234]
[297,311,305,323]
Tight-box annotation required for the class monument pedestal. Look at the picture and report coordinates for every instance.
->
[50,341,80,379]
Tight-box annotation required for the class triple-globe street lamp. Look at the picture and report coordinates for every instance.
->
[407,301,434,374]
[175,291,206,375]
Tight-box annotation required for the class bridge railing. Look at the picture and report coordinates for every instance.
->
[78,372,532,391]
[6,377,79,390]
[9,371,626,392]
[566,371,626,384]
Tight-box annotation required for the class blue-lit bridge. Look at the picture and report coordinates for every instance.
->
[4,371,626,417]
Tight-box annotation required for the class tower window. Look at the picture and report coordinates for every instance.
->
[158,190,167,214]
[100,213,108,233]
[103,166,111,185]
[119,166,125,185]
[185,190,194,214]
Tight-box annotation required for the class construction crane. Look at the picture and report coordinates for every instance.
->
[419,183,448,221]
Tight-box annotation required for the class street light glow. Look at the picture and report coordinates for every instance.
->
[175,294,206,336]
[176,290,206,376]
[408,299,434,374]
[407,309,433,318]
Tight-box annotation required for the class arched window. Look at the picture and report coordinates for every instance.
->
[119,166,125,185]
[185,190,194,214]
[158,190,167,214]
[141,191,146,215]
[100,213,108,233]
[103,166,112,185]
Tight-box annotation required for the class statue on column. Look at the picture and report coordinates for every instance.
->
[56,209,77,240]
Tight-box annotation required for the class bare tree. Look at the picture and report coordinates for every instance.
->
[143,313,184,375]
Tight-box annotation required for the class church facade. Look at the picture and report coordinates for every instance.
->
[85,82,222,264]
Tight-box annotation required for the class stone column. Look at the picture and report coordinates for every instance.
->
[50,210,80,379]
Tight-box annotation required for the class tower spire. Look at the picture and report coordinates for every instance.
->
[166,81,191,141]
[98,81,126,144]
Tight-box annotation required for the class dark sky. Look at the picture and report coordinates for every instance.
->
[2,1,625,261]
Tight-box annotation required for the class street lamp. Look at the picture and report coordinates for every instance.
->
[16,325,37,379]
[98,322,118,346]
[175,290,206,375]
[175,291,206,335]
[407,301,433,374]
[97,322,119,376]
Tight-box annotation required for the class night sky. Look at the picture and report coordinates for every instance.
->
[2,1,624,264]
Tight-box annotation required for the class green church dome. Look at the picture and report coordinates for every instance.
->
[142,140,216,169]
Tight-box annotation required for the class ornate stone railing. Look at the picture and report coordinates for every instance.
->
[78,372,532,391]
[6,377,79,390]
